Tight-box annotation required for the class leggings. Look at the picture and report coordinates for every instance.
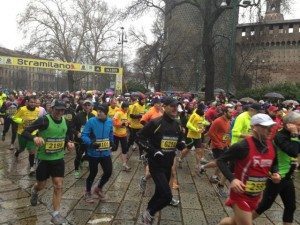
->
[86,156,112,192]
[74,142,87,170]
[2,117,17,144]
[256,178,296,223]
[114,135,128,154]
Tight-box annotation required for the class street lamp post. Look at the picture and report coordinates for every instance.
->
[116,27,127,95]
[118,27,127,68]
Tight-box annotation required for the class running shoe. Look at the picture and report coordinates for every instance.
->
[30,187,38,206]
[169,198,180,206]
[92,186,106,201]
[217,185,228,198]
[139,176,147,193]
[141,210,154,225]
[84,192,95,203]
[209,175,220,184]
[122,164,131,172]
[74,170,81,179]
[51,213,67,225]
[29,167,35,176]
[199,165,206,174]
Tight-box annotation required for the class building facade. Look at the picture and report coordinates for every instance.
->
[235,1,300,90]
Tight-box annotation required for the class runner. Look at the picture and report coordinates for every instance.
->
[13,95,40,174]
[1,92,18,150]
[113,101,131,171]
[217,113,279,225]
[81,103,114,203]
[22,99,74,225]
[231,103,261,145]
[72,99,95,178]
[178,103,210,173]
[137,97,186,224]
[253,111,300,225]
[199,104,234,197]
[128,94,146,158]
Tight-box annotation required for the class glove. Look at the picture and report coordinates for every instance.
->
[110,141,117,151]
[176,141,186,151]
[154,150,164,157]
[91,142,100,149]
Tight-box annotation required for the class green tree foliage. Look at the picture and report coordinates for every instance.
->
[124,80,149,93]
[236,83,300,100]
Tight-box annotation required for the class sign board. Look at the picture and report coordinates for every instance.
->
[0,55,123,75]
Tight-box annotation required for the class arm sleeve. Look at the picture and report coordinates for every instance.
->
[186,114,198,132]
[274,131,300,157]
[231,116,243,139]
[81,120,93,146]
[11,108,23,124]
[113,112,122,127]
[216,141,249,182]
[109,121,114,142]
[22,116,49,140]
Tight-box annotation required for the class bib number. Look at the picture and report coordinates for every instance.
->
[95,139,110,151]
[45,138,65,153]
[161,136,178,151]
[245,177,267,196]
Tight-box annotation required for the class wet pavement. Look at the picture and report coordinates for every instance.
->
[0,134,299,225]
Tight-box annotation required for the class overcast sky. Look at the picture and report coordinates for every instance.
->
[0,0,299,50]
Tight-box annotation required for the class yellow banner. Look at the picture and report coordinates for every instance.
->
[0,55,123,75]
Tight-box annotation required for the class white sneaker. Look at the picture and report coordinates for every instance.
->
[29,167,35,176]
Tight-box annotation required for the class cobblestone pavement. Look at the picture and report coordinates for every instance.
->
[0,135,299,225]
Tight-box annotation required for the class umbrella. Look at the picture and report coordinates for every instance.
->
[214,88,225,94]
[124,93,130,97]
[239,97,256,103]
[282,100,299,106]
[264,92,284,99]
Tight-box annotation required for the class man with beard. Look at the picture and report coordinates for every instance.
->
[199,104,234,196]
[13,95,40,175]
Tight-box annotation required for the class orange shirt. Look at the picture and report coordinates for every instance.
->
[208,115,230,149]
[141,106,162,124]
[113,109,128,137]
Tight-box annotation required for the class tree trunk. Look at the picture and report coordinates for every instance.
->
[67,70,75,91]
[156,67,163,91]
[202,1,215,102]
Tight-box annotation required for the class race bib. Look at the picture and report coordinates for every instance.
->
[161,136,178,151]
[64,114,73,121]
[45,138,65,153]
[245,176,267,196]
[95,138,110,151]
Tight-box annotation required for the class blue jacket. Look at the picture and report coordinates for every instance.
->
[81,117,113,158]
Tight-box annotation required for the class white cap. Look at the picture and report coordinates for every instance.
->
[251,113,276,127]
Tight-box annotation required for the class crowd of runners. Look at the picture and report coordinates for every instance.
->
[0,89,299,225]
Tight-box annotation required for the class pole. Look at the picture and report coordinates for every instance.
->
[116,27,127,95]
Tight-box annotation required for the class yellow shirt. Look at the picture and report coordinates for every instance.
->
[108,106,119,118]
[12,106,40,134]
[129,102,146,129]
[113,109,128,137]
[186,112,209,139]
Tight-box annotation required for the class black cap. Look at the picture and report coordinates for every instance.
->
[249,103,262,111]
[163,97,178,106]
[121,101,130,109]
[96,103,109,115]
[51,99,66,110]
